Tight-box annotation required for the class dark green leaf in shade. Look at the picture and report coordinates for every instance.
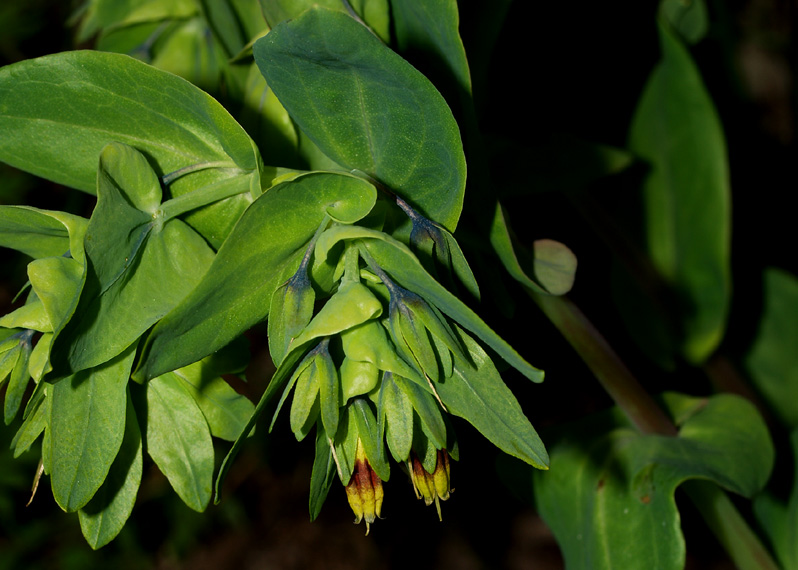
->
[78,389,143,550]
[253,7,466,231]
[437,327,548,469]
[390,0,471,97]
[4,330,33,424]
[11,382,49,458]
[753,428,798,570]
[659,0,708,44]
[267,248,316,366]
[533,393,774,570]
[146,371,214,512]
[49,345,135,512]
[744,268,798,427]
[627,22,730,365]
[258,0,390,43]
[309,421,337,521]
[135,173,376,382]
[49,143,216,377]
[490,204,577,296]
[0,50,261,194]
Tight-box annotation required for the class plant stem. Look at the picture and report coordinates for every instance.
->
[531,291,676,436]
[684,481,781,570]
[159,174,253,222]
[529,290,780,570]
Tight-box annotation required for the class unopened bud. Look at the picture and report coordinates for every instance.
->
[345,438,384,534]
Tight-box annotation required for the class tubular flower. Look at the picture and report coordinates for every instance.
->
[409,449,452,520]
[345,437,384,534]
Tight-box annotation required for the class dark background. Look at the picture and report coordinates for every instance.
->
[1,0,795,568]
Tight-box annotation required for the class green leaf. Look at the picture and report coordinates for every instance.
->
[0,50,260,193]
[259,0,390,43]
[490,204,577,295]
[135,172,376,381]
[438,327,548,469]
[391,0,471,97]
[309,421,336,521]
[49,345,135,512]
[78,389,143,549]
[11,382,49,458]
[745,268,798,427]
[378,372,413,463]
[753,429,798,570]
[533,393,774,570]
[50,143,216,377]
[146,371,214,512]
[0,206,85,259]
[358,234,544,382]
[29,256,85,335]
[4,331,33,424]
[172,364,254,442]
[659,0,708,44]
[627,22,730,364]
[395,374,445,449]
[253,7,466,230]
[351,397,389,481]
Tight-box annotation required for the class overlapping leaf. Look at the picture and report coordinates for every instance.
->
[135,172,376,381]
[533,393,774,570]
[253,7,466,231]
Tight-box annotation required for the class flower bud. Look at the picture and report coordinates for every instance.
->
[345,437,384,534]
[409,449,451,521]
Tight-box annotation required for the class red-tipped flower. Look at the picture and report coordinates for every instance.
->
[345,438,384,534]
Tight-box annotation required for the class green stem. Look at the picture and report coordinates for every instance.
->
[530,290,780,570]
[531,291,676,436]
[684,481,781,570]
[159,174,252,222]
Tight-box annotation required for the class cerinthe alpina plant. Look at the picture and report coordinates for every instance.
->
[0,2,793,569]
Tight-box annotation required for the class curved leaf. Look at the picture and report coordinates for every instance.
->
[438,327,548,469]
[78,389,142,550]
[135,172,376,381]
[146,371,214,512]
[0,50,260,193]
[627,21,730,364]
[253,7,466,230]
[533,393,774,570]
[49,345,135,512]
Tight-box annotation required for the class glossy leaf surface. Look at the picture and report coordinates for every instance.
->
[253,7,466,230]
[0,50,260,193]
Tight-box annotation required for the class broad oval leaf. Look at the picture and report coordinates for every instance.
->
[627,22,730,364]
[49,345,135,512]
[0,50,260,193]
[135,172,376,381]
[78,389,143,550]
[253,7,466,230]
[532,393,774,570]
[146,372,214,512]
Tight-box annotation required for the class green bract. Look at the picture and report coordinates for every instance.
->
[2,0,549,552]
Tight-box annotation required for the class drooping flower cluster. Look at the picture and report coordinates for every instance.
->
[261,200,546,532]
